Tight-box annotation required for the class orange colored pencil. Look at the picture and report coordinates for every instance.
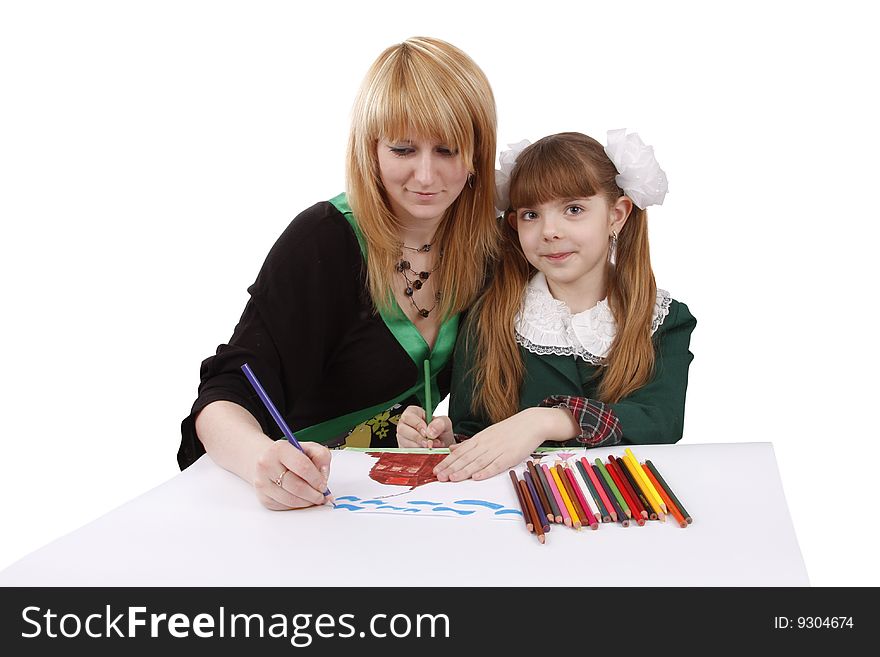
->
[643,464,687,528]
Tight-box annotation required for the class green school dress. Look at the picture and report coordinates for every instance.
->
[449,272,696,446]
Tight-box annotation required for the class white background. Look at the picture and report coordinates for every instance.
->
[1,1,877,586]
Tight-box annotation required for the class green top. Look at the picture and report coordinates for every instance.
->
[449,299,697,445]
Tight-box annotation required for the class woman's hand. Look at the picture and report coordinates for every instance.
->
[433,407,578,482]
[396,405,455,448]
[254,439,334,510]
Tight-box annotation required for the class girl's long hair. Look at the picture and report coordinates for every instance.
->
[346,37,499,319]
[472,132,656,422]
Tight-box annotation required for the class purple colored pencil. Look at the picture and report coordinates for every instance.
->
[524,470,550,533]
[241,362,333,500]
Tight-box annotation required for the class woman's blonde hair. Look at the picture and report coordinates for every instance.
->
[472,132,657,422]
[346,37,499,318]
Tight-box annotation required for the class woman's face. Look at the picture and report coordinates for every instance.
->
[376,137,469,227]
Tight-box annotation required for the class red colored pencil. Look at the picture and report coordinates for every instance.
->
[606,459,645,527]
[608,456,646,523]
[611,454,654,520]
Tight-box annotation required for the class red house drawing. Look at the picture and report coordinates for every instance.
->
[366,452,447,488]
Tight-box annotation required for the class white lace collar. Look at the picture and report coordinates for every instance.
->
[514,272,671,365]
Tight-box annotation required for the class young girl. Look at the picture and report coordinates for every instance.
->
[397,130,696,482]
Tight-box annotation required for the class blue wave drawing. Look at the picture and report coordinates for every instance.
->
[407,500,442,506]
[431,507,475,515]
[334,504,366,511]
[375,505,413,511]
[336,495,361,502]
[360,500,385,505]
[454,500,504,510]
[495,509,523,516]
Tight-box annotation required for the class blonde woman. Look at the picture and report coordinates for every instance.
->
[398,131,696,482]
[181,37,498,509]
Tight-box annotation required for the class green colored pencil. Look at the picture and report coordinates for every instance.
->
[595,458,631,519]
[646,460,692,523]
[423,359,432,424]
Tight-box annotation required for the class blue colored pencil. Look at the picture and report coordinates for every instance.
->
[241,363,333,501]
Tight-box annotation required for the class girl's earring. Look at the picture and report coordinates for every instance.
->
[609,230,618,266]
[467,173,475,189]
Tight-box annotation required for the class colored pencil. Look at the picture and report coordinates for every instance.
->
[527,461,555,523]
[564,464,598,530]
[241,362,333,502]
[607,459,645,526]
[524,470,551,532]
[569,460,599,524]
[608,456,647,521]
[423,360,432,425]
[550,465,578,528]
[620,453,662,520]
[558,465,585,529]
[520,479,545,543]
[625,448,667,514]
[613,455,654,520]
[643,464,687,528]
[593,464,625,525]
[577,459,609,522]
[593,461,628,527]
[532,461,561,522]
[610,455,649,519]
[595,458,631,519]
[584,459,616,522]
[541,463,567,524]
[646,460,692,524]
[509,470,532,532]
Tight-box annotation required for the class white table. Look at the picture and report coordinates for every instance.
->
[0,442,808,586]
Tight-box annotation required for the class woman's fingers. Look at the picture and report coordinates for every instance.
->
[256,440,331,509]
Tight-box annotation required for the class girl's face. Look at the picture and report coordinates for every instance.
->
[377,137,469,228]
[513,195,629,311]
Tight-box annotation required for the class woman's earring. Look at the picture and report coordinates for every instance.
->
[467,173,475,189]
[609,230,618,266]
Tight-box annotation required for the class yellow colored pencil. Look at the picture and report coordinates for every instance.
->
[622,453,664,520]
[550,465,579,529]
[625,448,668,514]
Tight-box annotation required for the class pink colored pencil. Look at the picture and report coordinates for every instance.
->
[582,457,616,522]
[541,463,568,525]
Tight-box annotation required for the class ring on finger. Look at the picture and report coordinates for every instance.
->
[273,469,288,487]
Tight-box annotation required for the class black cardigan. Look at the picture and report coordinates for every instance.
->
[178,201,451,469]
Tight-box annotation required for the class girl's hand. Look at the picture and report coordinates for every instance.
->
[396,405,455,448]
[254,439,334,510]
[433,407,576,482]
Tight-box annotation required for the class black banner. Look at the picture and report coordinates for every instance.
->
[0,587,871,654]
